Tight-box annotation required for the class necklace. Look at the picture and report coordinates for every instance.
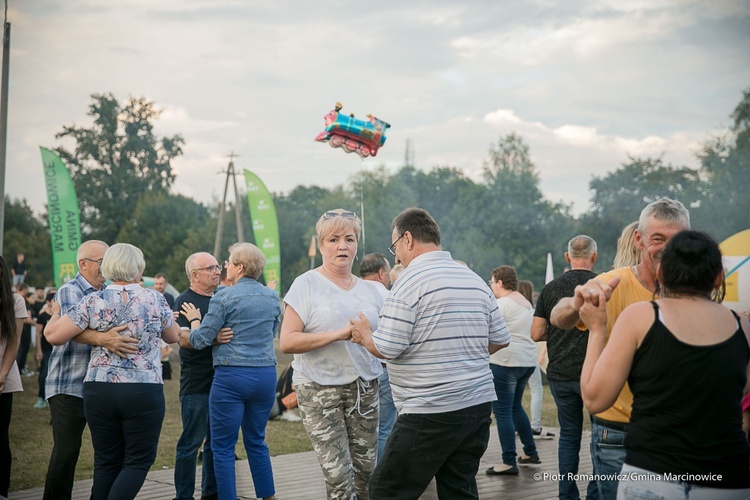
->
[632,265,655,293]
[321,267,355,291]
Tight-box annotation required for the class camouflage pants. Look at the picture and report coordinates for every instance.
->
[296,378,379,500]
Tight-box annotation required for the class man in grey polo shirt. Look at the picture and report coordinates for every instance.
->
[352,207,510,499]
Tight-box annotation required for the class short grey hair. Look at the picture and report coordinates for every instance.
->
[101,243,145,282]
[76,240,108,262]
[638,198,690,234]
[184,252,214,280]
[228,242,266,280]
[567,235,597,260]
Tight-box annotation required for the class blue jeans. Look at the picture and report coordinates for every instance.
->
[590,419,627,500]
[174,393,216,500]
[371,402,492,499]
[490,364,537,466]
[38,350,52,399]
[377,367,397,461]
[549,379,598,500]
[210,366,276,500]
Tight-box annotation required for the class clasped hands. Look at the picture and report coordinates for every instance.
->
[347,312,372,346]
[576,276,621,332]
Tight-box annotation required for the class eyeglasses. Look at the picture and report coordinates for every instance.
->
[193,265,222,273]
[82,258,103,265]
[388,234,404,256]
[322,210,357,219]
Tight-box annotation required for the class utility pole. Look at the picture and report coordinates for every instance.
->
[404,138,414,167]
[213,153,245,260]
[0,2,11,255]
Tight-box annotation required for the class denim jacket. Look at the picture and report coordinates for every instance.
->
[189,277,279,368]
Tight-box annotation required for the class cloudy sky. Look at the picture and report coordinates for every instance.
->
[5,0,750,217]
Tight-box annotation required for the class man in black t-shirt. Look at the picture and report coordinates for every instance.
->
[172,252,223,500]
[531,235,599,500]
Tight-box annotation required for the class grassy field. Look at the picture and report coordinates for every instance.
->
[9,343,571,492]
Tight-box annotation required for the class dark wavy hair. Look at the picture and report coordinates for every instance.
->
[0,256,18,344]
[660,230,723,301]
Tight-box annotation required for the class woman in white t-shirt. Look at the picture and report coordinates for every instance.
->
[0,255,28,498]
[485,265,540,476]
[280,209,383,500]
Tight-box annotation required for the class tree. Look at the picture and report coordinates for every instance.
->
[3,198,53,287]
[581,156,703,268]
[467,133,574,287]
[694,88,750,240]
[116,192,212,291]
[55,93,184,242]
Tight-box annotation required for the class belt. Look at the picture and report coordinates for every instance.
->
[592,416,629,433]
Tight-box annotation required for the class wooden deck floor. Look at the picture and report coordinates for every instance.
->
[11,427,594,499]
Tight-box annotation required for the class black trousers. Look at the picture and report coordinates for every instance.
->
[84,382,165,500]
[0,393,12,497]
[370,402,492,500]
[44,394,88,500]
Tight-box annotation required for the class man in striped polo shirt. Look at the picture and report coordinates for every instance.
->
[352,207,511,499]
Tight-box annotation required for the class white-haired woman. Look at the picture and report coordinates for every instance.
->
[46,243,180,500]
[280,209,384,500]
[183,242,281,500]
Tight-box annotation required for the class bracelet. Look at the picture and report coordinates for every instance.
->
[190,318,200,323]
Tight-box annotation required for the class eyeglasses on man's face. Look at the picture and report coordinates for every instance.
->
[322,210,357,219]
[194,265,222,273]
[82,258,103,265]
[388,234,404,256]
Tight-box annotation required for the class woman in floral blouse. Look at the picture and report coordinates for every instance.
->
[46,243,180,500]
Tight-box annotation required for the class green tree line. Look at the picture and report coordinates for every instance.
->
[4,89,749,294]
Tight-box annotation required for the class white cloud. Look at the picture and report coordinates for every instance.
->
[5,0,749,221]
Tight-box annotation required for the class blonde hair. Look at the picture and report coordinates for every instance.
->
[315,209,361,245]
[101,243,145,282]
[613,221,641,269]
[390,264,404,284]
[228,243,266,280]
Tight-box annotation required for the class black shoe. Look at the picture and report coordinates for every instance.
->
[532,428,555,439]
[518,454,541,465]
[485,465,519,476]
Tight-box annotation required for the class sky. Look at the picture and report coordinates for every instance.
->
[5,0,750,217]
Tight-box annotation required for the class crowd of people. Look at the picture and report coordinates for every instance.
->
[0,197,748,500]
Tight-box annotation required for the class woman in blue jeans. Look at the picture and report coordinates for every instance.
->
[485,266,540,476]
[184,242,280,500]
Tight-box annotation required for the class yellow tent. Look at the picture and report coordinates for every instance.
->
[720,228,750,314]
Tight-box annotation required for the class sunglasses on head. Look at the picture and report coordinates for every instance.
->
[322,210,357,219]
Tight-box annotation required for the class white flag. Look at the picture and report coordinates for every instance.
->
[545,253,554,284]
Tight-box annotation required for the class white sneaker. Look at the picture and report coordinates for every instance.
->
[279,410,302,422]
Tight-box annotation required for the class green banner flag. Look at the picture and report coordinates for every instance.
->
[40,147,82,287]
[244,169,281,292]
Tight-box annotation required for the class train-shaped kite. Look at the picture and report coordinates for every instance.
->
[315,102,391,158]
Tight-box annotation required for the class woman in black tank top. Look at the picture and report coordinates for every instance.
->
[579,230,750,499]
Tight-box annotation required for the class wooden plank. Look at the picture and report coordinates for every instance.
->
[11,427,596,499]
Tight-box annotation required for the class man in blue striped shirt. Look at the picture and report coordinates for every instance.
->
[352,208,511,499]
